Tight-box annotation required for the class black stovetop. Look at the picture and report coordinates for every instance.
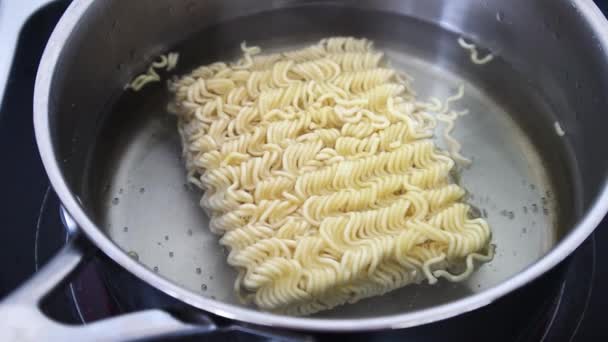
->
[1,1,607,341]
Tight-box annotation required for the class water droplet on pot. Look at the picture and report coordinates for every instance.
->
[128,251,139,260]
[153,266,159,272]
[123,226,129,232]
[112,197,119,205]
[201,284,207,291]
[196,267,202,274]
[496,11,504,22]
[139,187,145,193]
[169,251,174,257]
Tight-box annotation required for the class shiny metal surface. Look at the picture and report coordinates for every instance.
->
[31,0,608,332]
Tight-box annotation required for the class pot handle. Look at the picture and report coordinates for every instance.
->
[0,237,211,341]
[0,209,307,341]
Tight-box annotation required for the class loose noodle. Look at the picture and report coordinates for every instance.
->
[457,37,494,65]
[126,52,180,91]
[554,121,566,136]
[169,37,493,315]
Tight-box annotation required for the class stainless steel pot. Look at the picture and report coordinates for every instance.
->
[2,0,608,340]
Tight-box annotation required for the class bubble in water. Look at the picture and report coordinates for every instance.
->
[532,203,539,213]
[128,251,139,261]
[211,296,216,300]
[123,226,129,232]
[139,187,145,194]
[196,267,202,274]
[165,235,169,241]
[522,227,527,234]
[119,188,124,194]
[187,229,193,236]
[201,284,207,291]
[496,11,504,22]
[153,266,159,272]
[469,206,481,218]
[169,251,174,257]
[111,197,119,205]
